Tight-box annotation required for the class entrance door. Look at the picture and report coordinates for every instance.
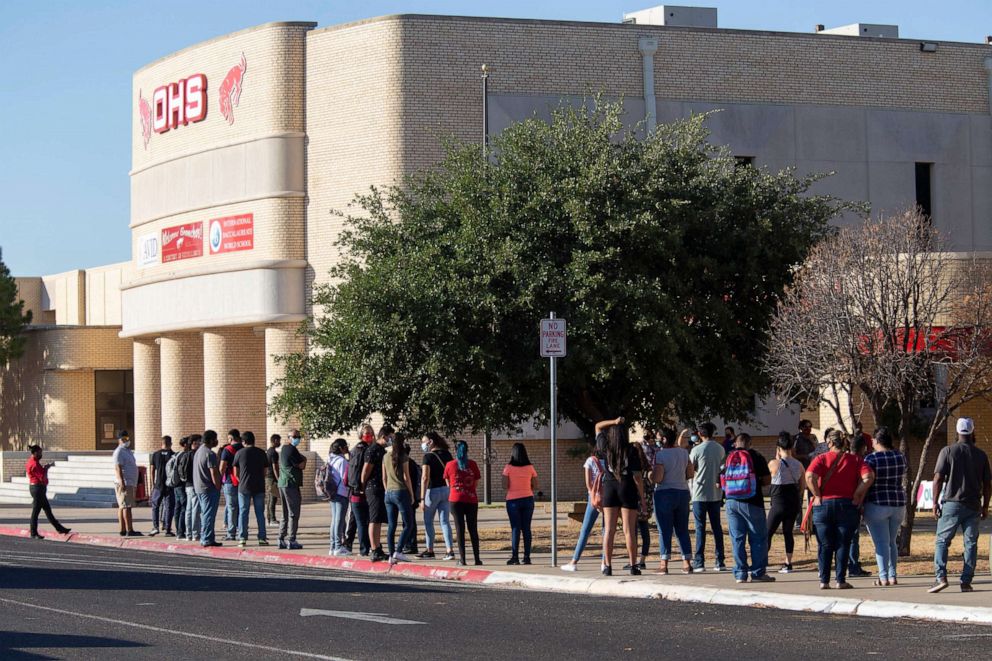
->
[95,370,134,450]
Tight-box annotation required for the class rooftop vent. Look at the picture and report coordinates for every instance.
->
[623,5,718,28]
[816,23,899,38]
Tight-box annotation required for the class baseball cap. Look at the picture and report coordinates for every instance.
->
[117,429,130,439]
[956,417,974,435]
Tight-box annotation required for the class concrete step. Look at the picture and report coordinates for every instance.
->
[0,486,117,502]
[10,477,118,489]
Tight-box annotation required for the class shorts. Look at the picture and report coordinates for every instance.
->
[601,478,639,510]
[366,485,387,524]
[116,484,136,508]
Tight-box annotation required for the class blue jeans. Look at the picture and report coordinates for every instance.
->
[384,489,414,555]
[571,499,603,563]
[329,495,348,551]
[197,489,221,545]
[692,500,726,569]
[934,501,981,584]
[506,496,535,560]
[185,485,200,539]
[864,503,903,580]
[654,489,692,560]
[174,486,187,538]
[150,487,174,532]
[237,491,266,541]
[423,486,453,551]
[812,498,859,584]
[222,483,239,538]
[725,499,769,580]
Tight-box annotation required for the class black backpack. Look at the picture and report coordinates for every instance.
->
[348,443,366,493]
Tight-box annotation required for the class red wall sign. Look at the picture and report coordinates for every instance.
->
[208,213,254,254]
[161,222,204,263]
[153,73,207,134]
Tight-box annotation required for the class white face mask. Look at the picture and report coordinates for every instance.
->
[122,440,131,448]
[421,442,430,453]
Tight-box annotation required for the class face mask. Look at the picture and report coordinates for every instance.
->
[291,437,301,447]
[421,442,430,453]
[122,440,131,448]
[690,434,699,444]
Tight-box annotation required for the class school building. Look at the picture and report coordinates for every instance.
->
[3,6,992,503]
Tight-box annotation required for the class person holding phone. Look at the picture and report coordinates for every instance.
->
[25,445,71,539]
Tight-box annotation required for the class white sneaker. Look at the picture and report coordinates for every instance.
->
[393,552,411,562]
[334,548,352,556]
[561,563,578,572]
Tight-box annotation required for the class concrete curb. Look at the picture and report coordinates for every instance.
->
[4,527,991,625]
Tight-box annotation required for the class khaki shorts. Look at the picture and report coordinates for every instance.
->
[115,484,136,508]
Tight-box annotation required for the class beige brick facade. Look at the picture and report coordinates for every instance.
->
[159,333,204,449]
[203,327,266,439]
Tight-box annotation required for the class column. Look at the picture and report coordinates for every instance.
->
[202,328,267,438]
[159,333,204,439]
[264,323,305,448]
[133,338,161,453]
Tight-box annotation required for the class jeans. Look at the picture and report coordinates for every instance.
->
[384,489,415,555]
[423,486,453,551]
[265,476,279,523]
[654,489,692,560]
[725,499,769,580]
[279,486,302,542]
[222,483,239,538]
[346,498,370,554]
[29,485,66,535]
[571,498,604,563]
[197,489,220,545]
[812,498,859,584]
[864,503,903,580]
[185,485,201,539]
[237,491,267,541]
[174,486,187,539]
[934,501,981,584]
[692,500,726,569]
[150,486,174,532]
[506,496,535,560]
[329,495,349,551]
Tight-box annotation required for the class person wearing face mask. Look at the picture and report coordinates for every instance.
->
[345,424,375,555]
[689,422,728,572]
[419,432,455,560]
[277,428,308,549]
[112,430,142,537]
[361,425,392,562]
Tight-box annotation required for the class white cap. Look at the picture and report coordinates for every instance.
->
[956,417,975,435]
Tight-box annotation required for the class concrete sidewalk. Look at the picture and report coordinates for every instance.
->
[2,503,990,625]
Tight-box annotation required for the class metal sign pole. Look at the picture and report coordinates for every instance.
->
[549,311,558,567]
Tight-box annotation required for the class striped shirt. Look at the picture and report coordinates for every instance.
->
[863,450,908,507]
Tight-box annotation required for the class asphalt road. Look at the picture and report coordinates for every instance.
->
[0,537,990,660]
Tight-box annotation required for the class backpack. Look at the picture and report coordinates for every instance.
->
[165,453,181,488]
[348,443,366,493]
[721,449,757,500]
[408,459,422,502]
[315,458,342,500]
[221,444,240,486]
[590,459,605,510]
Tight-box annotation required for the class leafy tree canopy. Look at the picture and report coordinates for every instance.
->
[0,252,32,364]
[272,100,843,437]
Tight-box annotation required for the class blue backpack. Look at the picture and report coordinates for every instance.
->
[721,449,757,500]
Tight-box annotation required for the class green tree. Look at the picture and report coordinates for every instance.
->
[272,100,843,437]
[0,251,32,364]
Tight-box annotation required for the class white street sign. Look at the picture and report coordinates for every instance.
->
[540,318,567,357]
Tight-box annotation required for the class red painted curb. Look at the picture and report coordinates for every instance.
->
[0,526,494,583]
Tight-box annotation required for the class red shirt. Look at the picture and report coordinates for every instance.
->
[444,459,481,504]
[808,451,864,500]
[26,456,48,486]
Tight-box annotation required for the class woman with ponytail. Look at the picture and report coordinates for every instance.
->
[596,417,646,576]
[444,440,483,565]
[382,432,415,565]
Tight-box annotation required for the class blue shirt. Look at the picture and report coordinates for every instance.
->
[864,450,907,507]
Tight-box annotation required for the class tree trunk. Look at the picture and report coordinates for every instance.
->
[896,405,948,556]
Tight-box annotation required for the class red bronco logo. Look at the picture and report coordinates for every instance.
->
[218,53,247,125]
[138,89,152,149]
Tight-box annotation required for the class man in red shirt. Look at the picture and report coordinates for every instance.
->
[25,445,71,539]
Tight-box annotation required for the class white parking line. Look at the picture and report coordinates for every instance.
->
[0,597,356,661]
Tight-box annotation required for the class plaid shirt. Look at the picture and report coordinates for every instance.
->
[864,450,908,507]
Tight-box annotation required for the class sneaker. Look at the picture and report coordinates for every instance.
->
[443,552,456,561]
[202,541,222,547]
[119,531,127,537]
[223,535,236,541]
[148,529,160,537]
[57,528,71,535]
[779,564,793,574]
[417,550,436,559]
[751,574,776,583]
[127,531,144,537]
[334,548,351,556]
[636,560,647,570]
[848,568,871,578]
[961,583,974,593]
[238,540,247,548]
[508,557,521,566]
[278,540,288,550]
[834,582,854,590]
[561,563,578,572]
[692,565,705,573]
[629,566,641,576]
[371,549,389,562]
[163,531,174,537]
[736,578,747,584]
[393,552,410,562]
[474,559,484,566]
[714,565,730,573]
[288,542,303,550]
[928,579,949,594]
[30,533,44,540]
[258,539,270,546]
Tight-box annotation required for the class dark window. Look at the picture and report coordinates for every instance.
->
[95,369,134,450]
[915,162,933,221]
[735,156,754,168]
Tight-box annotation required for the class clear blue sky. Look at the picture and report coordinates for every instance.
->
[1,0,990,276]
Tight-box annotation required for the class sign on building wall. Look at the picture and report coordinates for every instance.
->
[208,213,254,254]
[161,222,204,263]
[137,232,160,267]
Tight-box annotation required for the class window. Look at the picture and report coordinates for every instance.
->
[915,162,933,221]
[95,370,134,449]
